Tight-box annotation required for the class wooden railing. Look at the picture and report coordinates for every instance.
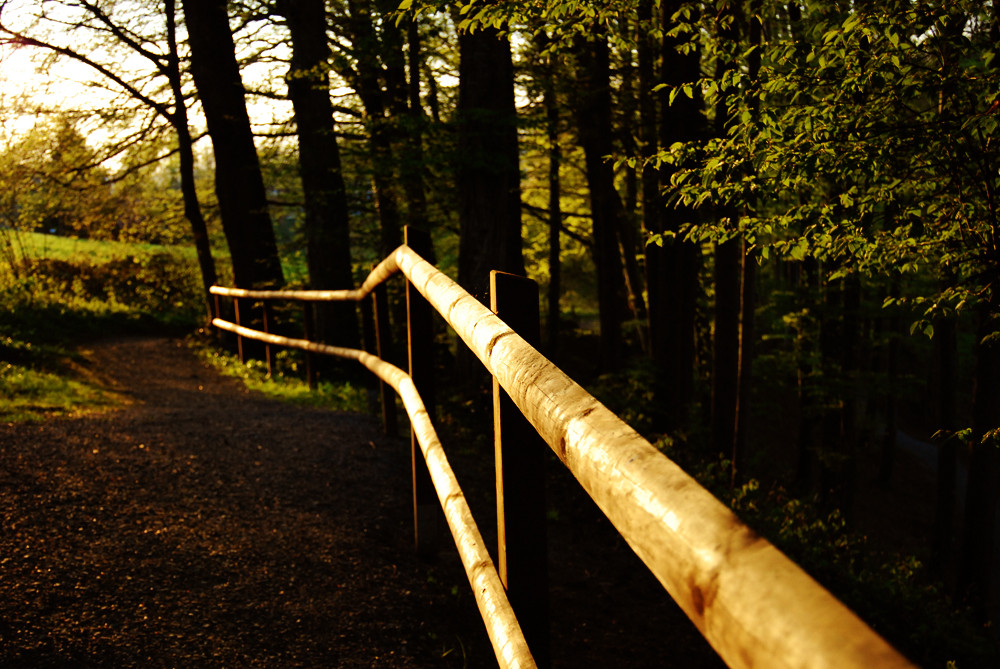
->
[209,231,918,669]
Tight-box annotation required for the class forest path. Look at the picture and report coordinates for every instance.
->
[0,337,491,667]
[0,337,725,668]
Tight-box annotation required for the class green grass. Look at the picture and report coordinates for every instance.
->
[1,231,207,422]
[4,229,200,265]
[0,361,118,423]
[192,339,369,413]
[1,229,366,422]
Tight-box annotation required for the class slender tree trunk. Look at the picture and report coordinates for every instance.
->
[456,27,524,302]
[165,0,216,319]
[734,242,755,484]
[181,0,283,290]
[571,36,628,371]
[959,294,1000,615]
[544,49,562,354]
[794,257,820,493]
[278,0,359,350]
[711,1,741,467]
[732,0,761,486]
[713,238,740,460]
[932,309,958,571]
[345,0,403,255]
[616,21,648,339]
[401,19,430,236]
[652,0,702,427]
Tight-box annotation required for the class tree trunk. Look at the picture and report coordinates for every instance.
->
[615,21,648,339]
[734,242,755,485]
[456,27,524,302]
[401,19,430,236]
[713,238,740,460]
[165,0,216,319]
[345,0,403,255]
[571,36,628,371]
[711,1,741,469]
[180,0,283,290]
[651,0,702,426]
[544,49,562,354]
[932,309,957,571]
[959,294,1000,615]
[278,0,359,350]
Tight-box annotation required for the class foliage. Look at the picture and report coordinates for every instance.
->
[654,441,999,669]
[1,233,205,421]
[191,337,369,414]
[0,119,212,246]
[657,0,999,314]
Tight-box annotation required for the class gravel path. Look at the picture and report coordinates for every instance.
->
[0,338,498,667]
[0,337,725,668]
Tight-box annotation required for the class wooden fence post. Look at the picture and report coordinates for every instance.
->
[373,278,398,436]
[303,304,317,390]
[405,226,438,554]
[262,301,274,378]
[234,297,246,364]
[491,270,550,667]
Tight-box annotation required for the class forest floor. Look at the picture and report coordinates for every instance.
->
[0,337,726,668]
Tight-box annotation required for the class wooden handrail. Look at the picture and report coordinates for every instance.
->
[209,319,536,669]
[210,243,917,669]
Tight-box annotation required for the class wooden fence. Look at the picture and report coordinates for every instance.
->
[209,230,918,669]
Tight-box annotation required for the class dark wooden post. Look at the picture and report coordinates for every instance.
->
[373,279,398,436]
[491,270,550,667]
[405,225,438,554]
[262,301,274,378]
[303,304,317,390]
[234,297,246,363]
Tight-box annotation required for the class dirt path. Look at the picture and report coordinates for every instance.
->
[0,338,502,667]
[0,337,724,668]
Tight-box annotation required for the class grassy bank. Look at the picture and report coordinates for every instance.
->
[1,230,205,421]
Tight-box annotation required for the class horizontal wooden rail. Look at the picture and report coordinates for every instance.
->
[211,244,916,669]
[210,318,536,669]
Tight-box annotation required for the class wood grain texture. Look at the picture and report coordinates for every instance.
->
[387,247,916,669]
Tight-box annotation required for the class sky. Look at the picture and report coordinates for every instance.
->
[0,0,298,169]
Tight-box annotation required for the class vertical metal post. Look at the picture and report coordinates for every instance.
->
[491,270,550,667]
[261,302,275,378]
[405,225,438,554]
[234,297,246,364]
[373,279,398,436]
[303,304,317,390]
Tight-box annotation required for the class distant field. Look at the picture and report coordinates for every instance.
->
[3,230,200,263]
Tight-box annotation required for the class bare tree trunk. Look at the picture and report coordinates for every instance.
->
[277,0,359,350]
[959,294,1000,616]
[345,0,403,255]
[571,36,628,371]
[932,308,957,571]
[181,0,283,290]
[651,0,702,426]
[401,19,430,236]
[165,0,216,319]
[456,27,524,302]
[544,49,562,354]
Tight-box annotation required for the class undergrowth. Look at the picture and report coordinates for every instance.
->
[190,336,369,414]
[1,233,204,421]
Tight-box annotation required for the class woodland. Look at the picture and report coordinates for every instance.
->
[1,0,999,667]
